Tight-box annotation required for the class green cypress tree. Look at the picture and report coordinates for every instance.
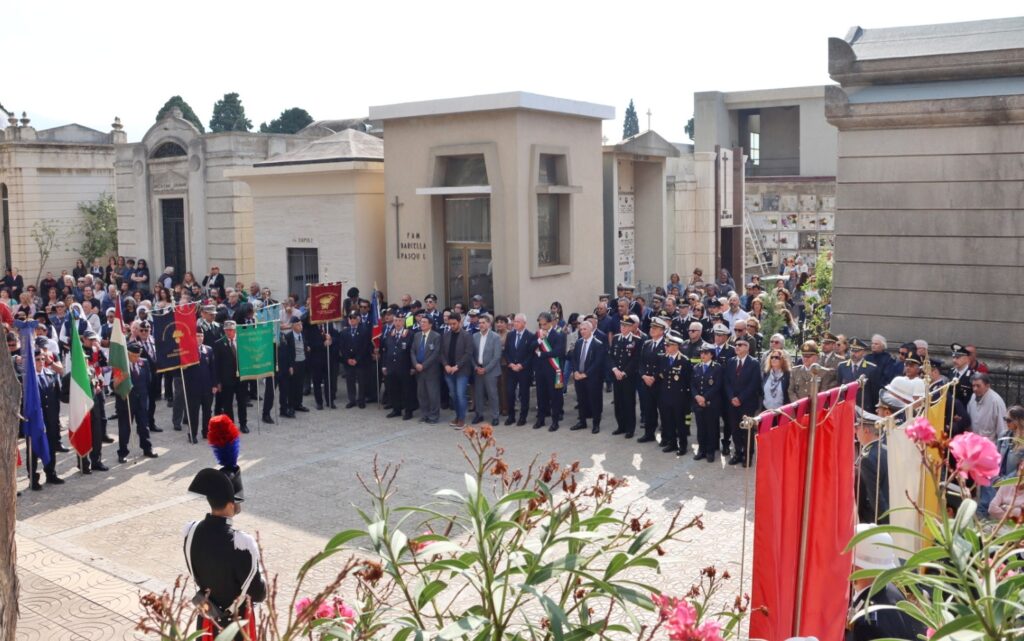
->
[259,107,314,134]
[622,100,640,139]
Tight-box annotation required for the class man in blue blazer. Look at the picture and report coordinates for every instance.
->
[723,335,762,466]
[502,313,535,426]
[570,319,607,434]
[185,327,217,443]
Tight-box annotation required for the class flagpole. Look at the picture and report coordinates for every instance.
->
[179,368,193,443]
[256,378,262,436]
[792,365,822,637]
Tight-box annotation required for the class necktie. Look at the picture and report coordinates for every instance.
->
[736,359,742,376]
[516,332,522,349]
[703,364,708,375]
[669,356,675,368]
[418,333,427,361]
[581,339,589,366]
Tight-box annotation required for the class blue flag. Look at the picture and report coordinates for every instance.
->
[17,320,50,467]
[255,302,282,343]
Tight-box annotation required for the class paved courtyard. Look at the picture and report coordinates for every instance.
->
[14,393,755,640]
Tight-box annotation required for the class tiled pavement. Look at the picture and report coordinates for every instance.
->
[15,393,756,639]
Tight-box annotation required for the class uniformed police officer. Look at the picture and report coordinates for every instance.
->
[382,312,415,420]
[656,331,692,454]
[838,337,880,411]
[948,342,975,407]
[820,331,841,370]
[198,304,223,348]
[637,316,668,444]
[609,315,642,438]
[691,342,724,462]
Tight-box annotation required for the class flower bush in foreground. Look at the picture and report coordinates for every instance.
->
[855,416,1024,640]
[137,427,747,640]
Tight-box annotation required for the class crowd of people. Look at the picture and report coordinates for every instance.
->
[11,259,1021,524]
[10,254,1022,641]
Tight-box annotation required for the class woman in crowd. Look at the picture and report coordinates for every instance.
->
[989,405,1024,520]
[687,268,704,287]
[762,348,791,410]
[123,297,137,324]
[666,272,683,292]
[181,271,198,292]
[0,289,13,311]
[750,295,766,322]
[72,259,88,280]
[154,287,173,309]
[120,259,134,288]
[106,256,120,285]
[16,292,36,317]
[715,268,736,296]
[131,259,151,292]
[549,301,565,329]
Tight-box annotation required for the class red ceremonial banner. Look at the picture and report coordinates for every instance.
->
[174,302,201,368]
[750,384,856,641]
[308,282,343,324]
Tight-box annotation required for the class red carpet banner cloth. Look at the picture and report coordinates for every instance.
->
[750,384,857,641]
[309,282,343,324]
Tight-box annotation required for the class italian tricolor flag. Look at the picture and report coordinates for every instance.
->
[109,300,132,399]
[68,317,94,457]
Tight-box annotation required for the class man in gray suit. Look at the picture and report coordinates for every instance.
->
[412,314,442,424]
[471,314,502,425]
[441,312,474,428]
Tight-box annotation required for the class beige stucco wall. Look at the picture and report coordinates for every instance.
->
[0,142,116,281]
[381,109,604,316]
[232,165,386,302]
[666,152,716,282]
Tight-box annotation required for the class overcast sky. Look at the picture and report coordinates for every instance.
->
[3,1,1019,143]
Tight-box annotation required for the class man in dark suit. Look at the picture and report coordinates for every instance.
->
[214,321,250,433]
[116,342,158,462]
[570,319,607,434]
[503,313,535,426]
[691,343,724,462]
[610,315,643,438]
[338,310,373,408]
[838,337,880,412]
[533,312,566,432]
[411,314,442,423]
[202,265,225,296]
[302,316,334,410]
[656,332,692,454]
[441,312,474,428]
[185,328,217,443]
[637,317,669,443]
[278,316,310,416]
[382,313,415,420]
[723,336,762,466]
[134,320,165,432]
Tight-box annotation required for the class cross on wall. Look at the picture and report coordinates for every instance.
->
[392,195,404,255]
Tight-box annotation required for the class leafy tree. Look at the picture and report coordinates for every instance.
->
[29,218,60,288]
[622,99,639,139]
[209,92,252,133]
[78,193,118,264]
[259,107,314,134]
[685,116,695,141]
[156,96,205,133]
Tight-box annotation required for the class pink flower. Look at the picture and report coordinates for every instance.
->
[696,620,724,641]
[294,596,313,615]
[906,417,937,444]
[651,593,674,619]
[315,601,335,619]
[664,601,699,641]
[926,628,935,639]
[949,432,1002,487]
[332,597,357,626]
